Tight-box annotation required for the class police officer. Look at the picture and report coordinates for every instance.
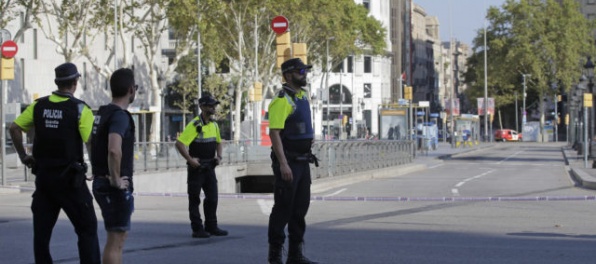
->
[175,93,228,238]
[91,68,136,264]
[9,62,100,264]
[267,58,318,264]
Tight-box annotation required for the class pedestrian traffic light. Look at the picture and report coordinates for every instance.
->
[584,93,593,108]
[0,57,15,80]
[404,85,412,100]
[292,43,307,65]
[253,82,262,101]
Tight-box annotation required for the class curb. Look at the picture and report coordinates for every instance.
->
[0,186,23,194]
[562,147,596,190]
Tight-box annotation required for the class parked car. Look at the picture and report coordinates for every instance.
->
[494,129,522,142]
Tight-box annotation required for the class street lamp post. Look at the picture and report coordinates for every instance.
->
[583,57,596,167]
[576,78,587,155]
[325,37,335,140]
[522,74,531,127]
[515,91,519,133]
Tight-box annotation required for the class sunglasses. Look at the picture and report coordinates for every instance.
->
[294,68,309,75]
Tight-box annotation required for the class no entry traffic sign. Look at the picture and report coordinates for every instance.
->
[271,16,289,34]
[1,40,18,58]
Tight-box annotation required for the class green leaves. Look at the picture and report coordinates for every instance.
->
[467,0,593,112]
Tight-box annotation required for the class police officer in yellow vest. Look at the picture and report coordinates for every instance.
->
[267,58,318,264]
[175,93,228,238]
[9,62,100,264]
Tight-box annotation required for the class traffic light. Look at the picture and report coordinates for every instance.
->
[292,43,307,64]
[275,32,292,69]
[0,57,14,80]
[584,93,593,108]
[248,82,262,102]
[404,85,412,100]
[342,115,348,125]
[253,82,262,101]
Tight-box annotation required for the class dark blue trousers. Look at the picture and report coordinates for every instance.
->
[32,169,100,264]
[187,166,219,231]
[268,159,312,245]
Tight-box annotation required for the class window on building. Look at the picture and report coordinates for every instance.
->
[333,61,344,73]
[33,29,38,60]
[217,58,230,73]
[363,83,372,98]
[83,62,87,91]
[588,0,596,5]
[347,56,353,73]
[19,12,25,43]
[363,0,370,10]
[20,59,25,91]
[364,56,372,73]
[168,28,176,40]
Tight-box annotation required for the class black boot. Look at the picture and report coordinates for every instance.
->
[287,242,318,264]
[268,243,283,264]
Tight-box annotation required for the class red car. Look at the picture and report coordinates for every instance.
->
[494,129,522,142]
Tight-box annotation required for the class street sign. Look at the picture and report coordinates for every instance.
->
[1,40,18,58]
[271,16,289,34]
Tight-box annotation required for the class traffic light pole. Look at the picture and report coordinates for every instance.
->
[555,93,558,142]
[1,80,4,186]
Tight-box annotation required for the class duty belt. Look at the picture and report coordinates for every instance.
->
[284,151,319,167]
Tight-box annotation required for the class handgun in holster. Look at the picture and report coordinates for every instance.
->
[59,161,88,188]
[285,151,319,167]
[199,158,217,171]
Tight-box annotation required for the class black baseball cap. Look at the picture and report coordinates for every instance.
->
[199,94,220,106]
[281,58,312,73]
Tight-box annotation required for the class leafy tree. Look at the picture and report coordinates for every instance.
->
[34,0,97,62]
[0,0,18,29]
[0,0,40,44]
[464,0,594,137]
[195,0,386,141]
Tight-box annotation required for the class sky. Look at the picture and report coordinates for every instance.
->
[414,0,508,46]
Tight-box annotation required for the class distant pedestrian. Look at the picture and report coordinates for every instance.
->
[91,68,137,264]
[267,58,319,264]
[175,93,228,238]
[9,62,100,264]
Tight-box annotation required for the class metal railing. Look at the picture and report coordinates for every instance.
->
[132,140,415,179]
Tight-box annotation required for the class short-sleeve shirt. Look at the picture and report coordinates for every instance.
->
[268,88,308,130]
[177,116,221,146]
[108,111,133,138]
[177,116,221,159]
[14,94,94,142]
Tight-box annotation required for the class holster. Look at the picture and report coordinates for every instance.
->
[284,151,319,167]
[59,161,88,188]
[189,158,217,172]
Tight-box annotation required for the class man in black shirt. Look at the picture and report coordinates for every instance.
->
[91,68,136,264]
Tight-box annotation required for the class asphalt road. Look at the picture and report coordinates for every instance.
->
[2,142,596,263]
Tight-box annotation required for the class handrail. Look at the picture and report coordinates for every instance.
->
[130,140,415,179]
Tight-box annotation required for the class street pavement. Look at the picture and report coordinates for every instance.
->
[0,142,523,264]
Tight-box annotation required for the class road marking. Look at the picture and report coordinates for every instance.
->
[429,164,444,169]
[452,169,495,196]
[324,188,347,197]
[497,150,524,164]
[257,199,273,215]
